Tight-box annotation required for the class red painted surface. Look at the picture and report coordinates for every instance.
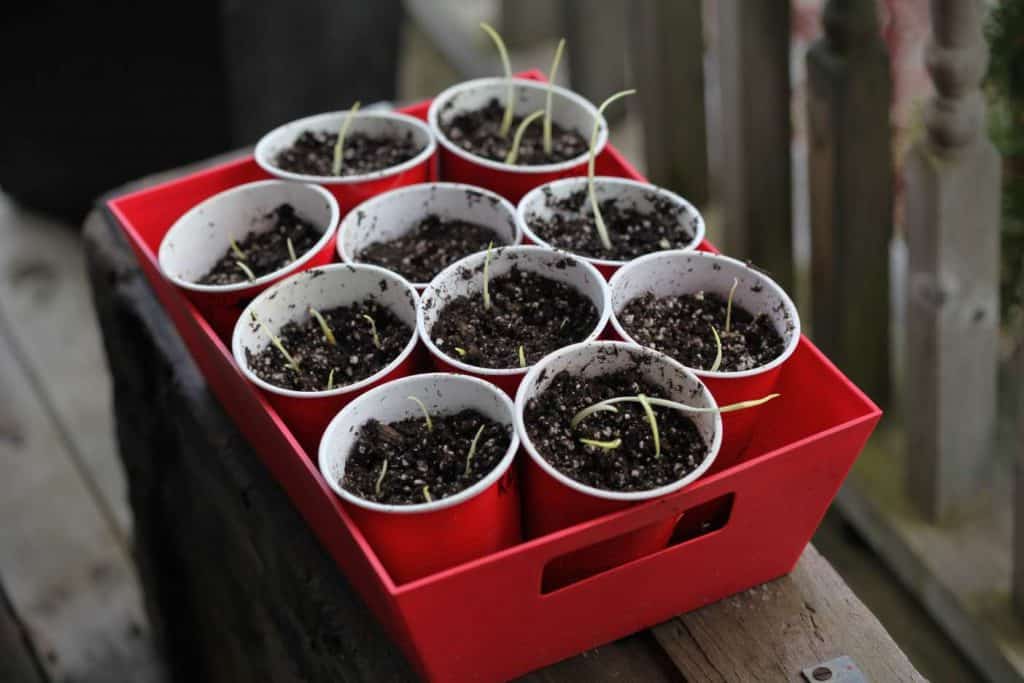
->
[107,85,881,682]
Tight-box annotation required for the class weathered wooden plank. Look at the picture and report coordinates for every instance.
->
[0,194,128,537]
[0,314,163,682]
[561,0,628,111]
[904,0,1002,521]
[715,0,794,293]
[806,0,893,407]
[651,545,925,682]
[501,0,561,47]
[629,0,709,207]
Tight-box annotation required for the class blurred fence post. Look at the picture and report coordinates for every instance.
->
[806,0,893,407]
[1016,349,1024,617]
[904,0,1001,521]
[716,0,794,293]
[629,0,709,206]
[561,0,629,112]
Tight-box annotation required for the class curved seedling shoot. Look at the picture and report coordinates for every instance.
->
[308,307,337,346]
[518,344,527,368]
[725,277,739,333]
[331,100,362,176]
[709,325,723,372]
[637,393,661,457]
[479,23,514,137]
[543,38,566,155]
[572,393,781,430]
[407,395,433,432]
[422,485,433,503]
[236,261,256,282]
[505,109,546,164]
[230,237,246,261]
[465,424,487,476]
[254,316,299,373]
[454,346,468,357]
[287,237,297,263]
[361,314,382,350]
[374,458,388,497]
[579,437,622,450]
[326,368,336,391]
[588,90,636,250]
[482,241,495,311]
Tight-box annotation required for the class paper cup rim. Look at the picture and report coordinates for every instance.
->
[254,109,437,184]
[517,175,706,268]
[159,180,340,294]
[416,245,612,376]
[231,263,420,399]
[514,340,723,502]
[427,77,607,174]
[608,250,802,379]
[318,372,520,514]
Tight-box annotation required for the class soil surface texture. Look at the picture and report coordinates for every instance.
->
[526,188,698,261]
[440,98,587,165]
[358,214,504,283]
[341,409,510,505]
[430,263,599,369]
[618,291,785,372]
[274,130,422,177]
[198,204,320,285]
[525,368,708,492]
[246,300,411,391]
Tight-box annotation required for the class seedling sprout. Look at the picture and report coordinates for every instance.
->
[518,344,526,368]
[229,237,246,261]
[374,458,388,497]
[482,241,495,311]
[308,307,337,346]
[504,109,546,165]
[287,237,297,263]
[725,277,739,333]
[454,347,468,357]
[407,395,434,432]
[579,437,622,450]
[361,314,382,350]
[331,101,362,176]
[236,261,257,282]
[479,23,514,137]
[637,393,661,457]
[326,368,336,391]
[709,326,723,372]
[422,485,433,503]
[465,424,487,476]
[543,38,566,155]
[588,90,636,250]
[254,316,299,373]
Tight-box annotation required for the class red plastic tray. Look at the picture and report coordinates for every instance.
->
[107,95,881,682]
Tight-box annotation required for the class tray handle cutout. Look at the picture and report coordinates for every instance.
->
[541,493,735,594]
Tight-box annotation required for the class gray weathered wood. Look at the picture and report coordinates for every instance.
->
[715,0,794,293]
[501,0,561,47]
[806,0,893,408]
[1015,348,1024,618]
[561,0,628,114]
[653,545,925,682]
[904,0,1002,521]
[629,0,709,206]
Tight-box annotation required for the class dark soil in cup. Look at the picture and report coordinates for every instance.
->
[341,409,511,505]
[357,214,505,283]
[430,263,599,369]
[618,291,786,372]
[274,130,422,177]
[525,368,708,492]
[197,204,321,286]
[440,98,587,165]
[245,300,411,391]
[526,188,698,260]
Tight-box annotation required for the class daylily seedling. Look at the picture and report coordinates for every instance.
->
[423,485,433,503]
[504,109,546,165]
[725,277,739,333]
[407,395,434,432]
[375,458,388,497]
[454,347,468,358]
[230,237,246,261]
[308,307,337,346]
[236,261,256,282]
[254,315,299,373]
[571,393,781,457]
[361,314,382,350]
[479,22,514,137]
[588,90,636,250]
[287,237,297,263]
[579,437,622,450]
[331,101,362,176]
[518,344,526,368]
[709,326,723,372]
[543,38,566,156]
[482,241,495,311]
[465,424,487,476]
[326,368,336,391]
